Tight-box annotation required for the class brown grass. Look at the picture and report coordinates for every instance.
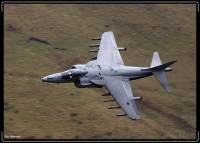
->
[4,4,196,139]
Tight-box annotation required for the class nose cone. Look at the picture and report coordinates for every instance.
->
[41,77,47,82]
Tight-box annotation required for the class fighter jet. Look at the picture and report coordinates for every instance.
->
[41,31,176,120]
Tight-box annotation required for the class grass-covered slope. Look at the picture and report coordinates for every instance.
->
[4,4,196,139]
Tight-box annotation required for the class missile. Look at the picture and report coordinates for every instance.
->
[92,37,101,40]
[89,44,100,47]
[133,96,143,100]
[89,47,127,52]
[116,113,126,116]
[89,49,99,52]
[90,56,97,60]
[108,106,120,109]
[101,93,111,96]
[118,47,127,51]
[103,99,115,102]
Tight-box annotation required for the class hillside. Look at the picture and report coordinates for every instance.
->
[4,4,196,139]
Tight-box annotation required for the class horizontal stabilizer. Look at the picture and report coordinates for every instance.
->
[154,71,171,92]
[145,52,176,92]
[142,61,176,72]
[141,52,176,92]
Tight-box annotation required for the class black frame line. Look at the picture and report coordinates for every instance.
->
[1,0,199,142]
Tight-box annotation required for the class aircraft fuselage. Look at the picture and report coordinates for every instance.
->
[41,60,171,87]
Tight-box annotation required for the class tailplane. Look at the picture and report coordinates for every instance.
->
[153,71,171,92]
[143,52,176,92]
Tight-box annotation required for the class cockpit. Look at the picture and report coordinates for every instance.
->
[41,68,88,83]
[61,69,88,80]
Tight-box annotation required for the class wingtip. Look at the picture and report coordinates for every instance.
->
[165,87,171,93]
[132,116,140,120]
[129,114,140,120]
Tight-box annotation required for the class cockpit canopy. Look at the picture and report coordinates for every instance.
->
[61,69,88,80]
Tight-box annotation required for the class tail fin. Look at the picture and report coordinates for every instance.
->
[146,52,176,92]
[151,52,162,67]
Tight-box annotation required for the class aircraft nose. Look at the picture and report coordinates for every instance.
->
[41,77,47,82]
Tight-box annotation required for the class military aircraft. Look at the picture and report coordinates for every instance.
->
[41,31,176,120]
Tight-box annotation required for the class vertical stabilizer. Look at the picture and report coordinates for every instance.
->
[151,51,162,67]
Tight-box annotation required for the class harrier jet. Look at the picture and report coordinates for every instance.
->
[42,31,176,120]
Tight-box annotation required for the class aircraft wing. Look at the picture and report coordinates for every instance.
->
[104,76,140,119]
[97,31,124,65]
